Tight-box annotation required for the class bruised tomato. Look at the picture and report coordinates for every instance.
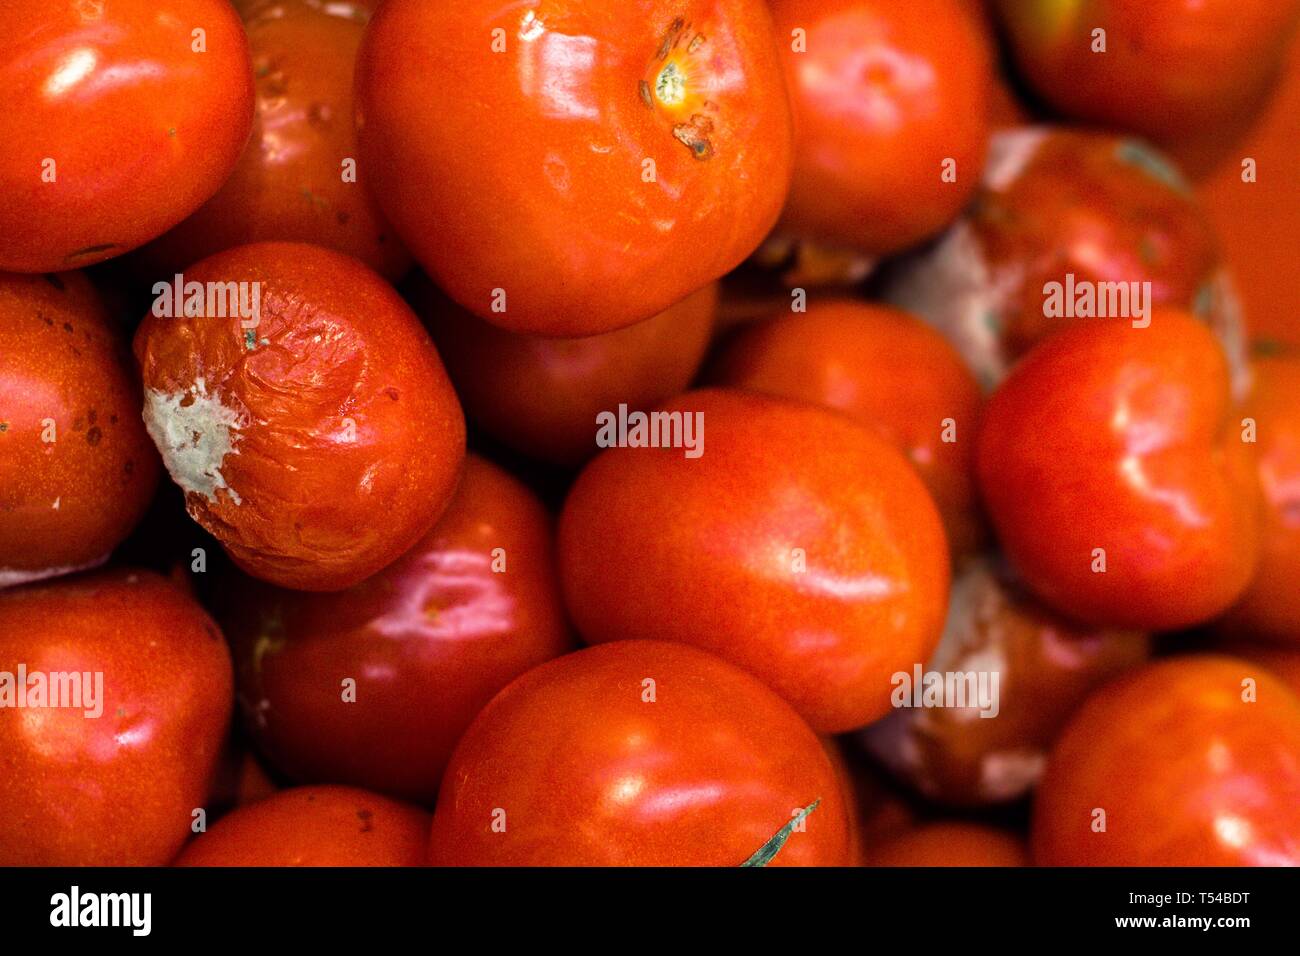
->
[0,0,254,272]
[559,389,950,733]
[0,272,160,587]
[976,311,1260,631]
[136,0,409,281]
[711,298,985,558]
[860,559,1149,806]
[174,785,428,866]
[133,242,466,591]
[223,454,573,803]
[0,570,232,866]
[866,823,1029,867]
[415,276,716,466]
[769,0,993,256]
[428,641,853,866]
[1032,656,1300,866]
[355,0,792,336]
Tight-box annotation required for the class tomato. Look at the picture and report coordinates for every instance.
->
[558,388,950,733]
[1032,656,1300,866]
[133,242,466,591]
[976,311,1260,630]
[0,570,232,865]
[866,823,1029,867]
[0,271,160,587]
[860,559,1149,806]
[769,0,993,256]
[174,785,428,866]
[0,0,254,272]
[135,0,410,281]
[355,0,792,336]
[881,128,1242,393]
[711,298,985,558]
[414,277,717,466]
[428,641,853,866]
[1221,349,1300,644]
[222,454,573,803]
[994,0,1300,173]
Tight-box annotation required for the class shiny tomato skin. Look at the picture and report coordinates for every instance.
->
[711,298,984,559]
[225,454,574,803]
[558,388,950,733]
[0,0,254,272]
[355,0,793,336]
[1032,656,1300,866]
[174,785,428,866]
[428,641,853,866]
[0,271,160,587]
[136,0,409,281]
[134,242,466,591]
[0,570,232,866]
[976,311,1260,630]
[770,0,993,255]
[866,823,1029,867]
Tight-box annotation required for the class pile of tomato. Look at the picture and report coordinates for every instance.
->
[1,0,1298,868]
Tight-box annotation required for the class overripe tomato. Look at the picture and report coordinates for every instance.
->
[866,823,1029,867]
[860,559,1149,806]
[355,0,793,336]
[710,298,985,558]
[0,271,160,587]
[223,454,573,803]
[133,242,466,591]
[0,0,254,272]
[1032,656,1300,866]
[414,276,717,466]
[135,0,410,281]
[976,311,1260,630]
[558,388,950,733]
[428,641,853,866]
[768,0,993,256]
[0,570,232,866]
[174,785,428,866]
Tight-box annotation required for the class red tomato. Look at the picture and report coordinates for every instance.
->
[1032,656,1300,866]
[0,570,232,865]
[0,0,254,272]
[860,558,1149,806]
[558,388,950,732]
[976,311,1260,630]
[428,641,853,866]
[0,271,160,587]
[133,242,466,591]
[135,0,409,281]
[174,785,428,866]
[415,277,717,466]
[769,0,993,255]
[866,823,1029,867]
[355,0,793,336]
[223,454,574,803]
[710,298,985,558]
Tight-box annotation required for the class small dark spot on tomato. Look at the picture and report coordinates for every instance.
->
[110,413,118,425]
[86,426,102,446]
[384,387,400,401]
[357,809,374,832]
[0,423,8,433]
[336,210,351,225]
[124,459,134,475]
[43,274,66,291]
[62,322,73,333]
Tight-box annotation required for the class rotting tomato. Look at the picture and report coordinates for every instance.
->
[222,454,573,803]
[135,0,410,281]
[0,570,232,866]
[866,822,1029,867]
[133,242,466,592]
[558,388,950,733]
[0,272,160,587]
[428,641,853,866]
[174,785,428,866]
[976,310,1260,631]
[413,276,717,467]
[1032,656,1300,866]
[0,0,254,272]
[710,298,985,559]
[768,0,993,257]
[355,0,793,336]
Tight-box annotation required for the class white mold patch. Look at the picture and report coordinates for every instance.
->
[143,376,246,505]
